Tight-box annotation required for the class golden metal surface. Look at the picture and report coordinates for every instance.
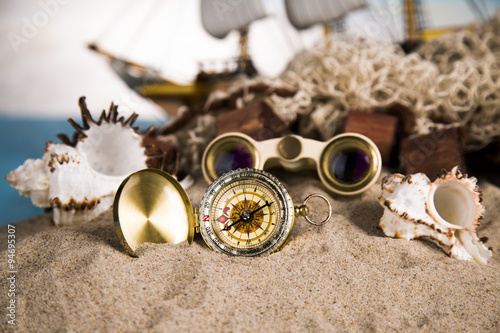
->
[278,135,302,160]
[113,169,194,257]
[193,207,200,233]
[294,205,309,218]
[301,194,332,226]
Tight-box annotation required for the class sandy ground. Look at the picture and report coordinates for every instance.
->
[1,170,499,332]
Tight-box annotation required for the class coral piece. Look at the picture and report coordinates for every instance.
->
[6,97,175,225]
[379,166,492,264]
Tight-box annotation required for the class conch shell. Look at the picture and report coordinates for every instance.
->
[6,97,177,225]
[379,166,492,264]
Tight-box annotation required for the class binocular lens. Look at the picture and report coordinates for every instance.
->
[327,148,371,185]
[214,145,254,176]
[320,134,380,195]
[203,136,257,181]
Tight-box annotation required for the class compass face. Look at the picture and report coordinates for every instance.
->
[199,169,295,256]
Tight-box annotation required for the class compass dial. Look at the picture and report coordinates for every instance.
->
[199,169,295,256]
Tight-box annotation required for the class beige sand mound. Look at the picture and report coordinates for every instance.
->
[1,171,499,332]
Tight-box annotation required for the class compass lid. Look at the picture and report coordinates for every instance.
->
[113,169,195,256]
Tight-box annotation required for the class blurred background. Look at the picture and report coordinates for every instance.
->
[1,0,499,225]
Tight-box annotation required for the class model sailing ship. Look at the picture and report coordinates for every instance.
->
[88,0,369,116]
[88,0,484,116]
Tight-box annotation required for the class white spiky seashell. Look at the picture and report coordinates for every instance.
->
[6,97,172,226]
[378,166,492,264]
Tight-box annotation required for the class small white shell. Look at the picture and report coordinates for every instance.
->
[6,97,148,225]
[378,166,492,264]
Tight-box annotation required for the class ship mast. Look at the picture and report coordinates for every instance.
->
[323,23,332,49]
[201,0,266,78]
[237,27,256,76]
[404,0,419,45]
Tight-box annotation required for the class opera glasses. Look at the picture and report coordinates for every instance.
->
[202,132,382,196]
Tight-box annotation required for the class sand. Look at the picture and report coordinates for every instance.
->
[1,170,499,332]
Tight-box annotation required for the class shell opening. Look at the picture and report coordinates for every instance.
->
[77,123,146,177]
[429,181,477,229]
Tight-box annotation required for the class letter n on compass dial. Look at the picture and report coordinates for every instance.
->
[212,184,281,249]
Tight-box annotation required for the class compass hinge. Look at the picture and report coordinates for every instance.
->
[193,207,200,233]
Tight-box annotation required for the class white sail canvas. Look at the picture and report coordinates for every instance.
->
[201,0,267,38]
[285,0,366,30]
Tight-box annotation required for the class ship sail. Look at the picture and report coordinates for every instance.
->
[285,0,366,30]
[201,0,267,38]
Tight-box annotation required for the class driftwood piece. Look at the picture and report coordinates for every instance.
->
[400,126,466,178]
[216,101,289,141]
[344,111,398,165]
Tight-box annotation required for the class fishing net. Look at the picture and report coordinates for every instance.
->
[416,14,500,150]
[263,14,500,151]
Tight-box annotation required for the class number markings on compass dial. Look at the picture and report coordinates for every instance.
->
[211,183,281,249]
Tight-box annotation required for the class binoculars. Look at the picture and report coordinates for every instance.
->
[202,132,382,195]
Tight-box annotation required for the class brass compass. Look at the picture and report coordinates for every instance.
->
[113,168,332,257]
